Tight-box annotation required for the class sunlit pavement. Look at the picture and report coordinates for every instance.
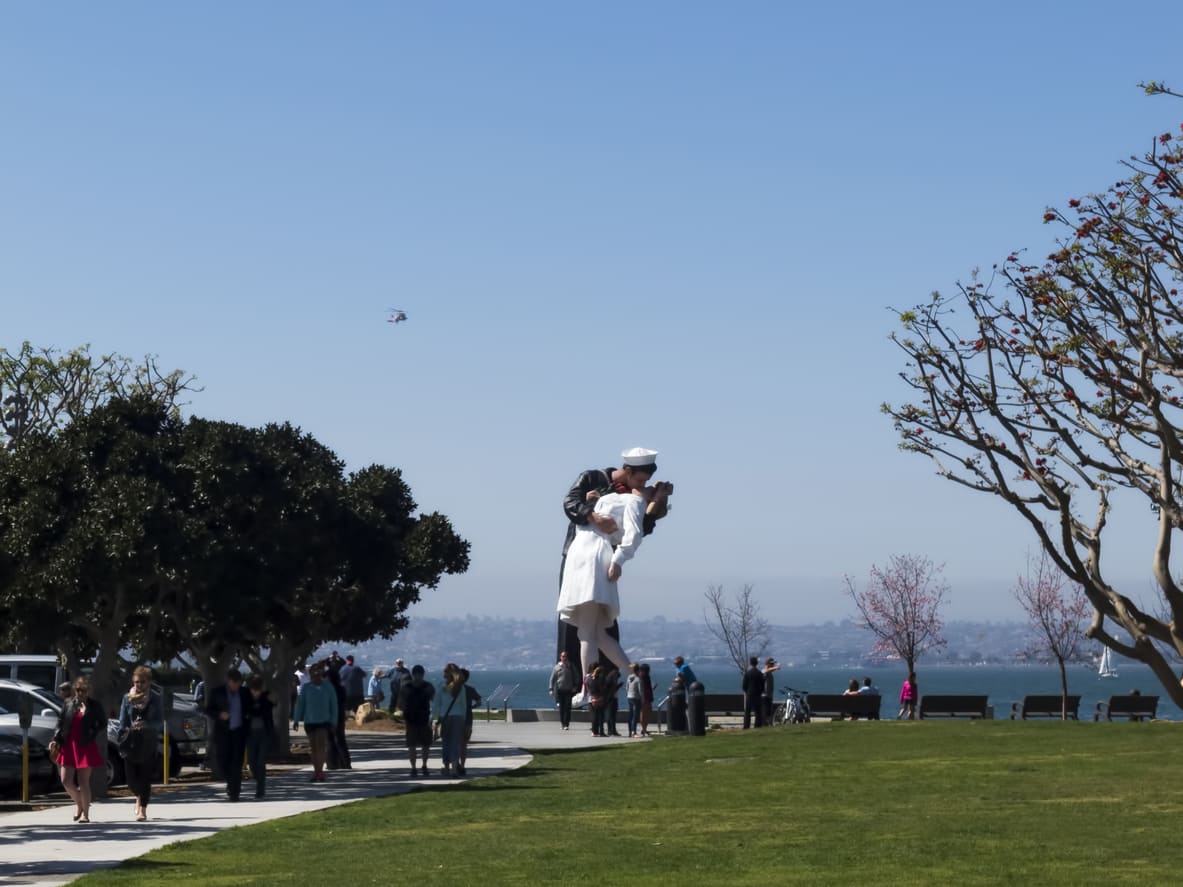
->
[0,721,637,886]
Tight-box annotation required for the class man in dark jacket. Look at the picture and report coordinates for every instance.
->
[558,449,673,679]
[205,668,248,801]
[337,655,365,714]
[245,675,275,799]
[742,656,766,729]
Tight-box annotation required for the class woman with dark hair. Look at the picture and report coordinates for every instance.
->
[117,665,162,821]
[48,676,105,823]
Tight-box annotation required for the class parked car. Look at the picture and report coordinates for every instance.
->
[0,728,59,796]
[105,687,206,786]
[0,655,67,694]
[0,680,61,747]
[0,710,58,747]
[0,678,63,719]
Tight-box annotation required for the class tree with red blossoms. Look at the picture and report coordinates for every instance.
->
[844,554,948,675]
[884,103,1183,707]
[1013,550,1091,719]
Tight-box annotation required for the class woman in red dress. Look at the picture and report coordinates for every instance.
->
[48,676,106,823]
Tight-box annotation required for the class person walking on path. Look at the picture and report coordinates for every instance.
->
[245,675,275,798]
[116,666,163,821]
[742,657,765,729]
[292,663,338,782]
[433,664,468,777]
[49,675,106,823]
[399,664,435,777]
[206,668,249,801]
[549,651,578,731]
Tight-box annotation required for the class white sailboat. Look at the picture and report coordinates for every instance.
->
[1098,646,1118,679]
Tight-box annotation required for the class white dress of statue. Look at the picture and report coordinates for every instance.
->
[557,490,645,676]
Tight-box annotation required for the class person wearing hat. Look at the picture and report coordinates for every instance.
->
[557,448,668,695]
[557,448,673,683]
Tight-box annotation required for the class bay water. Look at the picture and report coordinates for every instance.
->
[375,662,1181,721]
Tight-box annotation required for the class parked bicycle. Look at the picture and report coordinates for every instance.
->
[773,686,811,724]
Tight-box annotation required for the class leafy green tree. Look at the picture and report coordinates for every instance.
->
[0,342,197,449]
[885,118,1183,705]
[162,422,470,748]
[0,396,184,700]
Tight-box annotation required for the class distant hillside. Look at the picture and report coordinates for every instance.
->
[313,615,1049,671]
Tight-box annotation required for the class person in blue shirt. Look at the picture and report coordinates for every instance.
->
[674,656,699,689]
[292,663,338,783]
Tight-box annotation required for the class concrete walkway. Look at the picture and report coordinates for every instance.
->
[1,720,636,886]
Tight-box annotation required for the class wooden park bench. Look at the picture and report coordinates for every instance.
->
[806,693,882,720]
[918,695,989,719]
[1009,695,1081,720]
[1094,695,1158,722]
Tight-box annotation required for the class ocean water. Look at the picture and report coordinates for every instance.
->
[376,663,1182,721]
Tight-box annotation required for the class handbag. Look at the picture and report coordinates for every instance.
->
[117,725,156,764]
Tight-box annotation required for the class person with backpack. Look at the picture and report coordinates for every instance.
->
[398,665,435,777]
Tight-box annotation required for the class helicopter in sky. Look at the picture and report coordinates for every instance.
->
[387,308,408,324]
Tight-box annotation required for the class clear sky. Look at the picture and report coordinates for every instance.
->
[2,3,1181,626]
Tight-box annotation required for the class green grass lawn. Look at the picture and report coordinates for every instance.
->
[78,721,1183,886]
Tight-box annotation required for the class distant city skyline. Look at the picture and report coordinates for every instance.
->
[3,5,1180,626]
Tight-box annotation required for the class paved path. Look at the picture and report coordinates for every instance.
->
[1,721,635,886]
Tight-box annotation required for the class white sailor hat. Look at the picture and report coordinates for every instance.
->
[621,447,658,467]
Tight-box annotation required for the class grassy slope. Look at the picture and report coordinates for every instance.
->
[78,722,1183,886]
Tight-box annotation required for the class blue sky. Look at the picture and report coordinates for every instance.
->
[2,3,1181,625]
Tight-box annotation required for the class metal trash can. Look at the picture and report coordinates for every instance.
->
[687,681,707,736]
[667,681,688,734]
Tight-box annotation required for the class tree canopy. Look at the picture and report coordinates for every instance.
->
[885,117,1183,703]
[0,342,197,449]
[0,392,470,722]
[844,554,948,675]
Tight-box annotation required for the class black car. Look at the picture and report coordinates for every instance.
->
[0,728,59,796]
